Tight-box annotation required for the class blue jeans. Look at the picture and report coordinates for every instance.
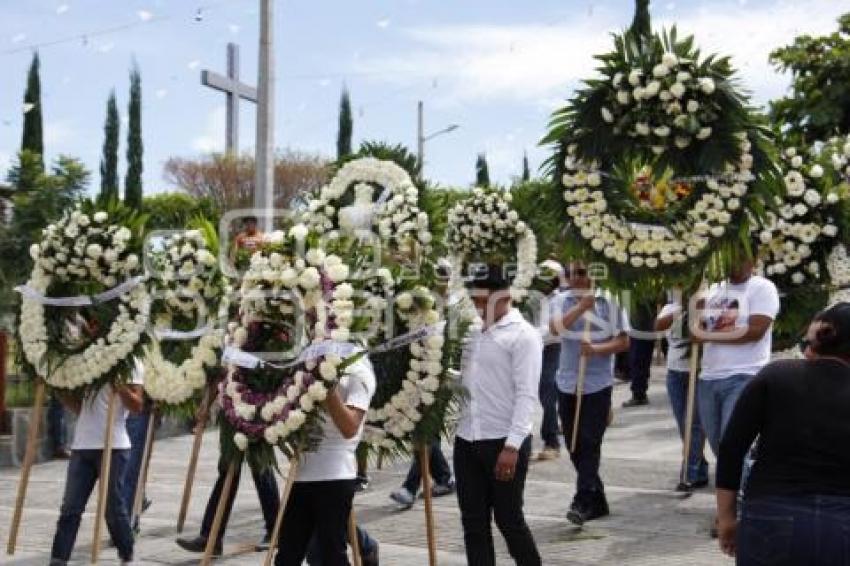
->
[50,449,134,563]
[665,370,709,483]
[121,410,151,522]
[47,395,67,451]
[697,373,752,456]
[402,439,453,495]
[628,337,655,398]
[738,494,850,566]
[539,343,561,449]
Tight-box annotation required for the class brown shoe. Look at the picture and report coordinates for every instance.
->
[535,447,560,461]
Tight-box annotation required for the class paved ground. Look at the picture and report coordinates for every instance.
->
[1,365,731,565]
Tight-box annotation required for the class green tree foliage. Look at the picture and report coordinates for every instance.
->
[521,151,531,182]
[21,52,44,172]
[510,179,563,260]
[475,153,490,187]
[124,64,144,209]
[353,140,422,184]
[141,192,220,230]
[99,90,120,202]
[0,152,89,312]
[336,87,353,159]
[769,13,850,145]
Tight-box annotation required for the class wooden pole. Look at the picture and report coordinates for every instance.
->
[348,509,362,566]
[420,444,438,566]
[201,460,238,566]
[177,392,212,532]
[92,387,119,564]
[570,318,593,453]
[681,344,700,486]
[6,379,46,555]
[263,456,299,566]
[131,408,157,523]
[0,332,7,434]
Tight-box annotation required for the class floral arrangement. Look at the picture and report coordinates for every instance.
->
[142,224,230,409]
[219,225,370,467]
[827,244,850,306]
[304,157,433,254]
[542,1,778,289]
[445,187,537,300]
[17,200,150,392]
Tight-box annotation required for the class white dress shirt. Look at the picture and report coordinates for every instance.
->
[456,308,543,449]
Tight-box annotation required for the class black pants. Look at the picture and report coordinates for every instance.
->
[454,436,540,566]
[558,387,612,500]
[403,439,453,495]
[200,456,280,545]
[628,337,655,398]
[275,480,356,566]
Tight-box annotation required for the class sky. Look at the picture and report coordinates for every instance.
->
[0,0,847,195]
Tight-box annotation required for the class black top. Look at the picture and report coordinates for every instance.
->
[716,358,850,499]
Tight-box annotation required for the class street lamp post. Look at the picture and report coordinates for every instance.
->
[416,100,459,175]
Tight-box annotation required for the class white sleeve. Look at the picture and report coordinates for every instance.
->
[506,327,543,449]
[748,279,780,319]
[342,358,375,412]
[658,303,682,320]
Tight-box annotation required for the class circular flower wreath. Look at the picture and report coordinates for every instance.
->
[304,157,432,252]
[18,202,150,391]
[143,227,230,407]
[827,245,850,306]
[219,226,368,463]
[446,187,537,300]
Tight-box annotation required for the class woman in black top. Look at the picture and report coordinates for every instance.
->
[716,302,850,565]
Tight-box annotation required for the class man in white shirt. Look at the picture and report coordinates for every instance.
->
[274,356,376,566]
[49,361,145,566]
[455,264,542,566]
[693,258,780,455]
[534,260,565,461]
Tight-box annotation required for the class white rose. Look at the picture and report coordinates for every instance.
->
[809,164,824,178]
[699,77,716,95]
[696,127,712,140]
[669,82,686,99]
[616,90,630,105]
[396,292,413,310]
[327,264,349,282]
[330,328,350,342]
[791,155,803,168]
[686,100,699,113]
[319,360,338,380]
[601,107,614,123]
[652,63,670,78]
[298,267,321,289]
[308,382,328,402]
[93,211,108,223]
[661,52,679,68]
[29,244,40,260]
[289,223,309,240]
[628,69,643,86]
[233,432,248,451]
[644,81,660,97]
[635,122,650,136]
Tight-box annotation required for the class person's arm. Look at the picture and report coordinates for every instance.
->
[581,301,631,356]
[550,293,594,336]
[715,371,769,556]
[324,388,367,440]
[655,303,682,332]
[117,384,145,414]
[696,314,773,345]
[495,330,543,482]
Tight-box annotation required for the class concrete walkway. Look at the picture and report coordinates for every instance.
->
[1,367,731,565]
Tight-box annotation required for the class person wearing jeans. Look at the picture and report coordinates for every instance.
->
[694,259,779,456]
[455,265,542,566]
[552,261,629,525]
[534,259,564,461]
[47,394,70,459]
[274,357,377,566]
[656,300,709,491]
[49,361,145,565]
[121,403,152,531]
[390,439,454,508]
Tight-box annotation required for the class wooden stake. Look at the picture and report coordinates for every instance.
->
[6,380,46,555]
[92,387,119,564]
[177,392,212,532]
[263,456,299,566]
[681,344,700,486]
[420,444,438,566]
[570,318,592,453]
[131,408,156,524]
[348,509,362,566]
[201,461,238,566]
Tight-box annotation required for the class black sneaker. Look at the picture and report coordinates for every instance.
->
[176,535,222,556]
[254,533,271,552]
[621,396,649,408]
[566,500,587,526]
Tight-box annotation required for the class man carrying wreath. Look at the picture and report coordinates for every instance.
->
[552,261,629,526]
[455,264,543,566]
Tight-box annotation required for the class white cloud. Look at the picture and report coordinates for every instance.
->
[191,106,226,153]
[353,0,846,107]
[138,10,153,22]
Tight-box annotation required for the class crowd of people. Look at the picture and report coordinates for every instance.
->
[43,224,850,565]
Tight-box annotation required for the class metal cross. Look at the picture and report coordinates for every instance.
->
[200,43,258,154]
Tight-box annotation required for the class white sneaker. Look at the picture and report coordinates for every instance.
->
[389,487,415,508]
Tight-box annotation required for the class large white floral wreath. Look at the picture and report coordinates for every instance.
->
[446,187,537,301]
[143,229,230,406]
[561,134,755,269]
[18,205,149,390]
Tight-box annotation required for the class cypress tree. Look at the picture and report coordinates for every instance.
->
[475,153,490,187]
[336,87,353,159]
[124,64,143,209]
[99,90,120,202]
[21,52,44,171]
[522,151,531,182]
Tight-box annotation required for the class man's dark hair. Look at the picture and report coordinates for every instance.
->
[244,216,258,226]
[812,302,850,359]
[465,263,511,291]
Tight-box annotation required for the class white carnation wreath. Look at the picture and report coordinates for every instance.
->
[19,206,150,390]
[446,187,538,303]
